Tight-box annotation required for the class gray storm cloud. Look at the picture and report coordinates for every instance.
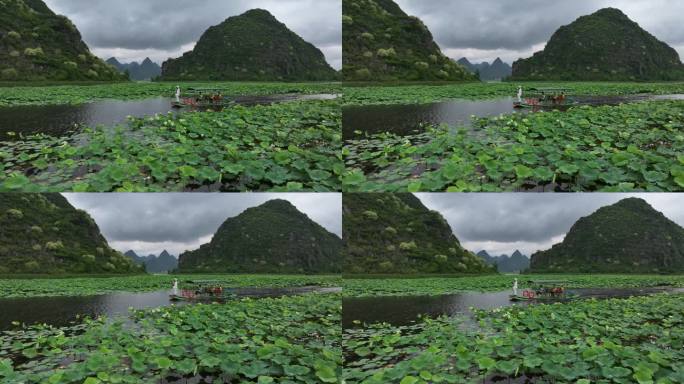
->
[415,193,684,256]
[63,193,342,256]
[43,0,342,69]
[395,0,684,64]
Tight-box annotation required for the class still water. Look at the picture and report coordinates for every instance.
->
[0,94,338,140]
[343,94,684,139]
[0,286,340,330]
[342,287,681,328]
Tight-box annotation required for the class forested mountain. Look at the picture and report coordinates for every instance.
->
[124,250,177,273]
[160,9,337,81]
[344,193,495,274]
[457,57,512,81]
[531,198,684,273]
[343,0,475,82]
[477,250,530,273]
[106,57,161,80]
[0,0,125,81]
[0,194,142,274]
[178,200,342,273]
[511,8,684,81]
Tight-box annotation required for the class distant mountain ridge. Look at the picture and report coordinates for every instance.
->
[0,0,125,81]
[477,250,529,273]
[178,200,342,273]
[511,8,684,81]
[343,0,475,81]
[124,250,177,273]
[457,57,512,81]
[106,57,161,80]
[344,193,495,274]
[160,9,337,81]
[0,194,142,274]
[531,198,684,273]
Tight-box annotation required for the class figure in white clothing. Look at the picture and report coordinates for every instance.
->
[172,278,179,295]
[517,86,523,103]
[175,86,181,103]
[513,278,518,296]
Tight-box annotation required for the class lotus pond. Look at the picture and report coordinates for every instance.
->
[343,293,684,384]
[0,99,342,192]
[0,274,342,298]
[343,100,684,192]
[0,293,341,384]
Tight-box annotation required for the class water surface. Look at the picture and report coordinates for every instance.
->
[342,287,681,328]
[0,286,340,330]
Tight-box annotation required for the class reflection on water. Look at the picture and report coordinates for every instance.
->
[343,94,684,139]
[0,94,339,140]
[0,98,178,140]
[342,287,680,328]
[0,286,340,330]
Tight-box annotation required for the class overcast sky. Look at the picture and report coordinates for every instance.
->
[415,193,684,257]
[43,0,342,69]
[395,0,684,65]
[63,193,341,257]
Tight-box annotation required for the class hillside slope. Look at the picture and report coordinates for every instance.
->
[344,193,495,274]
[511,8,684,81]
[178,200,342,273]
[160,9,337,81]
[0,194,142,274]
[531,198,684,273]
[343,0,475,82]
[0,0,125,81]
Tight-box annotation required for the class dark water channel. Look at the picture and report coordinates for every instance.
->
[343,94,684,139]
[342,287,683,329]
[0,286,340,330]
[0,94,338,140]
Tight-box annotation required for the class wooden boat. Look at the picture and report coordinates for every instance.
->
[510,280,577,301]
[514,88,574,109]
[169,280,236,302]
[172,88,234,109]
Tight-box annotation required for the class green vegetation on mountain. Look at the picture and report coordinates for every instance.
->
[160,9,337,81]
[342,0,475,82]
[477,250,530,273]
[0,194,142,274]
[124,250,177,273]
[511,8,684,81]
[531,198,684,273]
[343,193,494,274]
[106,57,161,81]
[0,0,125,81]
[457,57,512,81]
[179,200,342,273]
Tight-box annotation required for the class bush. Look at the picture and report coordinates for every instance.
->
[6,209,23,218]
[386,245,396,251]
[363,51,373,58]
[362,210,378,220]
[378,261,394,272]
[96,247,105,255]
[435,254,448,263]
[355,68,371,79]
[82,254,96,263]
[78,54,87,62]
[415,62,429,70]
[63,61,78,69]
[361,32,374,40]
[45,241,64,251]
[429,54,439,62]
[24,47,44,57]
[103,262,116,271]
[377,48,396,58]
[9,50,20,57]
[30,226,43,233]
[86,69,99,78]
[32,244,42,251]
[342,15,353,25]
[6,31,21,39]
[24,261,40,272]
[455,262,467,271]
[399,241,417,251]
[384,227,397,235]
[1,68,18,80]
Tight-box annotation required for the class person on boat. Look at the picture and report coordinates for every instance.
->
[175,86,181,103]
[517,86,523,103]
[513,278,518,296]
[172,278,179,295]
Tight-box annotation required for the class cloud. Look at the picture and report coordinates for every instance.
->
[415,193,684,256]
[43,0,342,69]
[63,193,341,256]
[395,0,684,64]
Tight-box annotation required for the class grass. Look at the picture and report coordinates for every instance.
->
[343,274,684,297]
[0,274,342,298]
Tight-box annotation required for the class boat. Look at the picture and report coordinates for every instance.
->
[509,280,577,301]
[171,88,234,109]
[513,88,574,109]
[169,280,236,302]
